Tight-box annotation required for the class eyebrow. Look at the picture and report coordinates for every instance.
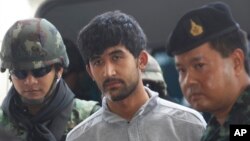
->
[190,55,203,63]
[89,49,124,61]
[108,50,124,56]
[175,55,203,67]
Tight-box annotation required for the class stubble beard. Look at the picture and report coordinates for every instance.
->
[104,78,139,102]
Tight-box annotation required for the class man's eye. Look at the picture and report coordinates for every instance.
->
[92,59,102,66]
[195,63,205,69]
[112,55,121,61]
[176,68,186,74]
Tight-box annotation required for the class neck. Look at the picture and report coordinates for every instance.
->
[214,105,233,125]
[107,85,149,121]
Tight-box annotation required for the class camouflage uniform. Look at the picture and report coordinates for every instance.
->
[142,54,165,83]
[0,18,100,141]
[0,97,99,141]
[201,86,250,141]
[142,54,173,101]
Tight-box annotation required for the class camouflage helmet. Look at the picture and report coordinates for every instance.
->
[142,53,168,98]
[0,18,69,72]
[142,54,165,83]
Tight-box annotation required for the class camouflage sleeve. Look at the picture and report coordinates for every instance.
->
[0,109,25,140]
[89,103,101,115]
[66,99,100,132]
[0,109,10,127]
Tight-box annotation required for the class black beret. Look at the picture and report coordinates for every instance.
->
[166,2,240,56]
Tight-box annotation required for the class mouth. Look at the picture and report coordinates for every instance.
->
[22,90,44,100]
[104,81,122,90]
[23,89,41,94]
[188,93,202,103]
[190,94,199,100]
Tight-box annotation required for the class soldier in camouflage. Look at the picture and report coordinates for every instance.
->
[0,18,100,141]
[166,2,250,141]
[141,53,172,100]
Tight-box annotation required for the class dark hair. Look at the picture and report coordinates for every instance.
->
[209,29,250,74]
[63,39,84,73]
[77,10,147,64]
[54,63,62,72]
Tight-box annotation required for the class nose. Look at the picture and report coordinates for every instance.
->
[23,72,38,85]
[103,61,116,77]
[182,70,197,87]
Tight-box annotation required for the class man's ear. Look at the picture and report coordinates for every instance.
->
[86,65,94,81]
[231,48,245,75]
[138,50,148,71]
[57,67,64,78]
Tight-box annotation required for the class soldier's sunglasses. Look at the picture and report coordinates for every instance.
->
[9,65,53,80]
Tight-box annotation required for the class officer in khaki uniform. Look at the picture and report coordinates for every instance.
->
[0,18,100,141]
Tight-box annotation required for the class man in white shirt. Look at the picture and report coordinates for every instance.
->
[66,10,206,141]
